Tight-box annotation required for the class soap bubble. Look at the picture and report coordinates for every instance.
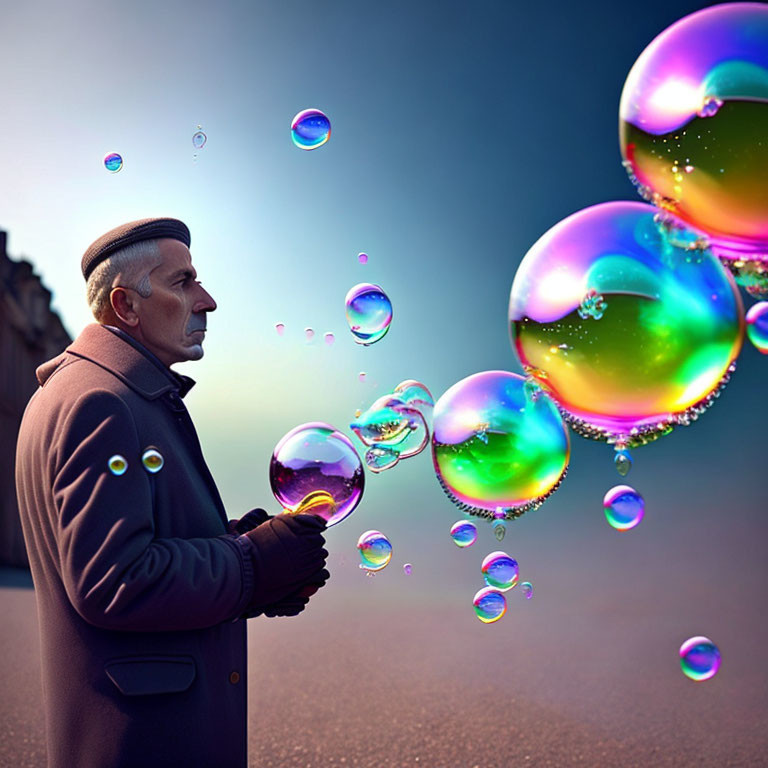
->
[358,372,367,383]
[345,283,393,345]
[304,328,315,342]
[358,252,369,264]
[619,4,768,294]
[103,153,123,173]
[603,485,645,531]
[680,636,721,681]
[509,202,744,447]
[450,520,478,548]
[521,581,533,599]
[351,394,428,458]
[403,563,412,575]
[365,445,400,473]
[746,301,768,353]
[481,551,519,592]
[275,322,285,336]
[473,587,506,624]
[291,108,331,150]
[392,380,434,414]
[192,130,207,149]
[141,448,164,473]
[324,332,335,346]
[108,455,127,476]
[270,422,364,527]
[614,447,633,477]
[493,521,506,541]
[357,530,392,571]
[432,370,569,519]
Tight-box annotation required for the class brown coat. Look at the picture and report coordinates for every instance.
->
[15,323,254,768]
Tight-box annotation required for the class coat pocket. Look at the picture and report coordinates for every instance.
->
[104,655,196,696]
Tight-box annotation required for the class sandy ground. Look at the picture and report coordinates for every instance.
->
[2,560,767,768]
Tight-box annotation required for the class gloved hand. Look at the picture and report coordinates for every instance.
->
[261,568,331,617]
[239,513,327,613]
[228,507,272,535]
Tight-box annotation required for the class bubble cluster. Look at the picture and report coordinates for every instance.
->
[473,587,506,624]
[103,153,123,173]
[108,455,127,476]
[291,108,331,150]
[509,202,744,447]
[357,530,392,572]
[619,4,768,291]
[603,485,644,531]
[679,636,721,681]
[345,283,393,345]
[450,520,477,548]
[746,301,768,353]
[350,380,434,473]
[481,551,519,591]
[432,370,569,519]
[270,422,364,527]
[141,448,164,473]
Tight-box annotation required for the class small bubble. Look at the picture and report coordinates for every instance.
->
[521,582,533,600]
[614,448,633,477]
[358,372,367,383]
[482,551,519,591]
[358,252,369,264]
[680,636,721,681]
[473,587,506,623]
[108,455,128,476]
[603,485,644,531]
[305,328,315,342]
[141,448,164,474]
[275,323,285,336]
[192,130,207,149]
[324,332,335,345]
[103,152,123,173]
[493,521,507,541]
[357,530,392,571]
[403,563,412,575]
[450,520,477,548]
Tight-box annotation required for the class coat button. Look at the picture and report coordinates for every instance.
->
[229,671,240,684]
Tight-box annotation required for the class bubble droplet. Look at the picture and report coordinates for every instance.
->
[141,448,164,474]
[603,485,644,531]
[450,520,477,548]
[291,108,331,150]
[403,563,412,575]
[275,323,285,336]
[473,587,506,624]
[324,332,335,346]
[358,372,367,383]
[357,530,392,571]
[680,636,721,681]
[192,130,207,149]
[345,283,393,345]
[614,448,633,477]
[521,581,533,600]
[103,153,123,173]
[108,455,127,476]
[358,252,368,264]
[493,522,507,541]
[481,551,519,591]
[304,328,315,342]
[746,301,768,353]
[365,445,400,473]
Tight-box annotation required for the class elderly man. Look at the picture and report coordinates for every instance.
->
[15,218,328,768]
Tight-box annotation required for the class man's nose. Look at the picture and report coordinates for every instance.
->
[193,284,217,313]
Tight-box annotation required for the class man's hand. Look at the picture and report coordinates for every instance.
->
[227,508,272,535]
[239,513,327,614]
[260,568,330,617]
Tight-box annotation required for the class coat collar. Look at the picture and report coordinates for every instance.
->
[36,323,196,400]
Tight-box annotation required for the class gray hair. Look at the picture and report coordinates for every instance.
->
[86,239,164,322]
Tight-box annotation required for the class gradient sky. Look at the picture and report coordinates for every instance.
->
[1,0,766,750]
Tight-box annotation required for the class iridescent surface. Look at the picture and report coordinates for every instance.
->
[746,301,768,353]
[431,370,569,518]
[103,152,123,172]
[521,581,533,600]
[107,455,127,476]
[269,422,364,527]
[603,485,645,531]
[619,4,768,281]
[284,490,337,522]
[473,587,506,624]
[141,448,164,473]
[291,108,331,150]
[450,520,477,548]
[345,283,393,345]
[509,202,744,445]
[357,530,392,571]
[680,636,721,681]
[481,551,519,592]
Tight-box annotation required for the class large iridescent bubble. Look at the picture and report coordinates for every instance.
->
[269,422,364,527]
[509,201,744,446]
[431,371,569,520]
[345,283,393,345]
[619,3,768,294]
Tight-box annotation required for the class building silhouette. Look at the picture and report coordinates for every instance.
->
[0,231,71,568]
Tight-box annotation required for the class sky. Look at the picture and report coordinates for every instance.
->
[1,0,766,754]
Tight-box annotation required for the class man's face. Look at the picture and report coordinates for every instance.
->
[129,238,217,367]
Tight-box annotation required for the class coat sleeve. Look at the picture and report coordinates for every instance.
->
[51,389,254,632]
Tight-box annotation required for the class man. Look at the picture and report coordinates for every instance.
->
[15,218,329,768]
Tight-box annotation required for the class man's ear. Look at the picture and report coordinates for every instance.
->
[110,287,140,327]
